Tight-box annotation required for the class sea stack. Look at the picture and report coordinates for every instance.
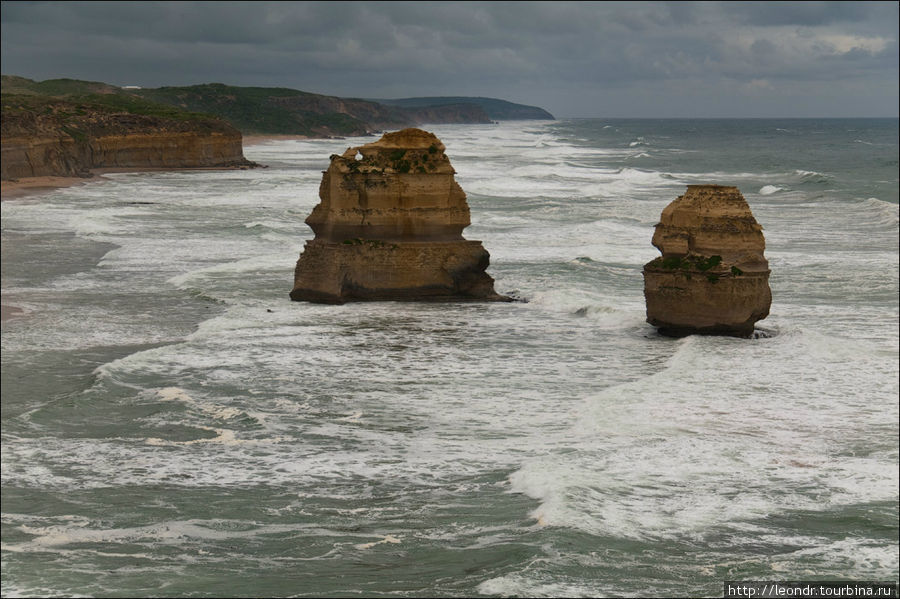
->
[642,185,771,337]
[290,128,508,303]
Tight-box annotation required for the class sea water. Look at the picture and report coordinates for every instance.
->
[1,119,898,597]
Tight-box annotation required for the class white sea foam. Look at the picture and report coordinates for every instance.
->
[7,518,313,551]
[792,169,834,183]
[506,323,898,543]
[354,534,401,550]
[3,118,897,594]
[478,576,602,598]
[860,197,900,226]
[155,387,243,420]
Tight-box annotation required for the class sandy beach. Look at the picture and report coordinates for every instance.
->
[0,175,96,200]
[1,135,317,201]
[0,160,270,201]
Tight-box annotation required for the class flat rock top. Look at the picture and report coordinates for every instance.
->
[359,128,446,151]
[662,184,755,220]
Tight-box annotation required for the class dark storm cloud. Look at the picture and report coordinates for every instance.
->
[1,1,897,117]
[723,1,871,26]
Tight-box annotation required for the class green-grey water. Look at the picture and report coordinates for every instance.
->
[2,119,898,597]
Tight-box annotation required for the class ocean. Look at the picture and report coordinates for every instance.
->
[1,118,898,597]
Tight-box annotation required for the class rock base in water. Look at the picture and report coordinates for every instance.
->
[643,268,772,337]
[290,240,506,303]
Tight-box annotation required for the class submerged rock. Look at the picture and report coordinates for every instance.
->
[290,128,509,303]
[642,185,771,337]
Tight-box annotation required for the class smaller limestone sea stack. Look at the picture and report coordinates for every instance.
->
[291,128,508,303]
[643,185,772,337]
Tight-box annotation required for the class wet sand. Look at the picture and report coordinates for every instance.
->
[1,163,264,201]
[1,176,94,200]
[0,135,316,200]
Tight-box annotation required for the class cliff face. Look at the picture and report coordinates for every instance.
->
[642,185,771,337]
[291,128,508,303]
[2,132,247,179]
[1,95,254,180]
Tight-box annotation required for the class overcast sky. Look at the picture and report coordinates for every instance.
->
[2,1,897,118]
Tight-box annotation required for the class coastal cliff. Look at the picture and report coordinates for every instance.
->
[1,91,255,180]
[291,128,508,303]
[134,84,495,136]
[3,77,554,141]
[375,96,555,120]
[642,185,771,337]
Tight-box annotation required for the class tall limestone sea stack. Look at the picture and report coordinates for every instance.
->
[643,185,771,337]
[290,128,508,303]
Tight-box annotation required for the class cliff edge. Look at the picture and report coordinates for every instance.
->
[1,92,256,180]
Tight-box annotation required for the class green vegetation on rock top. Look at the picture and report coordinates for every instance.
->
[0,90,233,140]
[133,83,358,135]
[1,75,119,97]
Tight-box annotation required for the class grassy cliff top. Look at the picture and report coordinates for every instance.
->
[133,83,371,135]
[1,91,236,139]
[1,75,120,96]
[1,77,374,136]
[2,76,554,137]
[373,96,555,120]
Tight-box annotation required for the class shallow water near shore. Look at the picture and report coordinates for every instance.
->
[2,118,898,597]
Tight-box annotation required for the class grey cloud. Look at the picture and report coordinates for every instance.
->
[1,1,896,117]
[721,1,872,27]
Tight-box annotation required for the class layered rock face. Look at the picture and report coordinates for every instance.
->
[291,128,507,303]
[1,132,248,180]
[1,102,254,180]
[643,185,771,337]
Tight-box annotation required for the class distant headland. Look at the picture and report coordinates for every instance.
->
[1,75,554,190]
[372,97,554,121]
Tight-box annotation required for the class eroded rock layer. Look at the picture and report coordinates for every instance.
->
[1,132,248,180]
[291,128,507,303]
[643,185,771,337]
[1,96,255,180]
